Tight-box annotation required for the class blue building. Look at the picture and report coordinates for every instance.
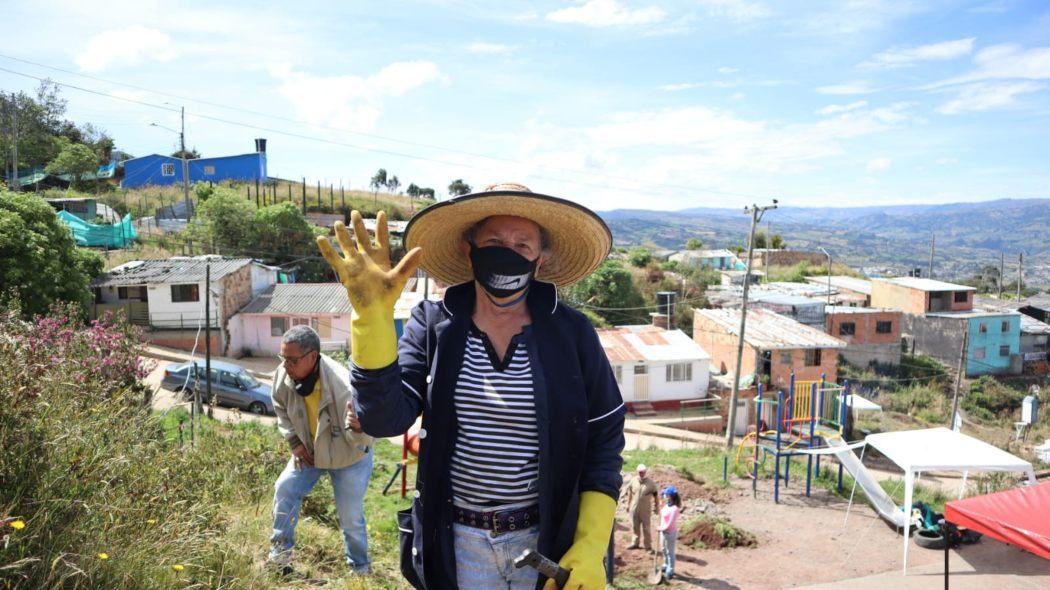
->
[904,310,1022,376]
[121,139,268,188]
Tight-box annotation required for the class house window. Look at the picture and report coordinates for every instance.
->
[973,346,986,360]
[804,349,822,367]
[291,317,311,327]
[634,365,648,375]
[613,365,623,384]
[780,351,791,364]
[665,362,692,382]
[118,286,146,300]
[876,320,893,334]
[270,317,288,337]
[203,165,216,175]
[1001,320,1010,332]
[999,345,1010,357]
[979,322,988,334]
[838,322,856,336]
[161,162,175,176]
[954,292,968,303]
[170,284,199,303]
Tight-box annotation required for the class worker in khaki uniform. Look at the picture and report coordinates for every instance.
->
[268,325,374,576]
[624,464,659,551]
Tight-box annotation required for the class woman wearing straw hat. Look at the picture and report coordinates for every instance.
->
[317,183,625,590]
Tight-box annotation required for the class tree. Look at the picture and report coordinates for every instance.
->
[171,148,200,160]
[770,234,784,249]
[753,230,768,249]
[0,191,104,317]
[250,202,330,281]
[448,179,471,196]
[370,169,388,195]
[567,259,647,325]
[386,175,401,194]
[189,186,256,253]
[627,247,652,268]
[418,187,436,199]
[45,139,98,185]
[685,238,703,250]
[406,183,420,197]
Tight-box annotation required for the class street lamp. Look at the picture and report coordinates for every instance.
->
[819,247,832,307]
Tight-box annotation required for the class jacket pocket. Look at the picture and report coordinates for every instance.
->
[397,507,425,589]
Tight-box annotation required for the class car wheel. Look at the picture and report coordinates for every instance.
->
[915,529,946,550]
[248,402,267,415]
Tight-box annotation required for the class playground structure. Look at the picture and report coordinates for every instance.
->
[737,374,850,503]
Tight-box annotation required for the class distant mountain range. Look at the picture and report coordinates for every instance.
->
[599,198,1050,287]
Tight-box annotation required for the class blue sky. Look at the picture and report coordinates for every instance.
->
[2,0,1048,211]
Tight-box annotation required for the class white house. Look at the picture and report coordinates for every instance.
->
[92,256,278,353]
[669,249,743,270]
[230,283,421,357]
[597,325,711,411]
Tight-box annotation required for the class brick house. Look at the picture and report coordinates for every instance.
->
[825,306,902,368]
[870,277,975,315]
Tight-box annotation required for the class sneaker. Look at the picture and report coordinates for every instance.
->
[267,550,293,576]
[626,543,640,550]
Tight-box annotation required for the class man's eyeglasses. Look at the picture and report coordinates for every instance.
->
[278,351,315,365]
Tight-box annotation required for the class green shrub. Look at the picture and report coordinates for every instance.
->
[962,376,1024,421]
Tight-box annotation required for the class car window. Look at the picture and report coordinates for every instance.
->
[220,372,239,386]
[238,373,261,389]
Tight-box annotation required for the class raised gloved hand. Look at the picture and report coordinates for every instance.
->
[543,491,615,590]
[317,210,422,369]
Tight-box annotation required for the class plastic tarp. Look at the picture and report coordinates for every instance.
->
[57,210,137,248]
[944,481,1050,560]
[865,427,1037,574]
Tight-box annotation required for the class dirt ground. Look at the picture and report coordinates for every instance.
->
[613,466,1050,589]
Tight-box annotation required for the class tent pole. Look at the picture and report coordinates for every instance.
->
[958,471,968,499]
[903,470,914,575]
[843,444,866,527]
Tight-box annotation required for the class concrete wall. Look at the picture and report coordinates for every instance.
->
[752,250,827,269]
[902,313,967,366]
[612,359,710,403]
[827,310,902,367]
[232,313,352,357]
[967,314,1020,376]
[871,281,929,314]
[145,329,221,353]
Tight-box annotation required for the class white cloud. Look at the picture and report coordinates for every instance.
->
[931,44,1050,87]
[468,41,514,54]
[936,81,1047,115]
[717,66,740,74]
[815,83,875,95]
[859,37,975,70]
[866,157,891,173]
[274,61,447,130]
[797,1,926,36]
[660,82,704,91]
[546,0,666,28]
[696,0,772,21]
[76,25,177,72]
[816,100,868,115]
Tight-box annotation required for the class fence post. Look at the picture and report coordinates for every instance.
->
[301,177,307,213]
[330,184,334,212]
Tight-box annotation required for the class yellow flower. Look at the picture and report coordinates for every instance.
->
[171,564,185,572]
[98,553,109,560]
[9,520,25,530]
[146,519,157,525]
[366,524,372,532]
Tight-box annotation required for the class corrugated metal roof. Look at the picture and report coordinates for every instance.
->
[805,275,873,295]
[93,257,256,287]
[878,277,976,292]
[693,308,847,350]
[825,306,898,315]
[1020,315,1050,335]
[926,310,1021,319]
[241,283,353,315]
[597,325,710,363]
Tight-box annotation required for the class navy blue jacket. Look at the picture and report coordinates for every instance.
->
[351,280,626,589]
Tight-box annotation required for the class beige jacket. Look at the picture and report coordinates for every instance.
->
[272,354,373,470]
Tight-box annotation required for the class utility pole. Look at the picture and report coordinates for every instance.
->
[928,233,935,279]
[178,107,191,217]
[205,262,213,420]
[998,252,1005,299]
[950,329,969,431]
[820,247,832,306]
[1017,252,1023,300]
[10,95,18,192]
[725,199,779,478]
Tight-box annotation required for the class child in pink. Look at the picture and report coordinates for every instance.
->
[657,486,681,580]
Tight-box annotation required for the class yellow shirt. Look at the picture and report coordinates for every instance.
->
[303,377,322,441]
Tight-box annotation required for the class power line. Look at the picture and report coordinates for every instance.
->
[0,60,768,201]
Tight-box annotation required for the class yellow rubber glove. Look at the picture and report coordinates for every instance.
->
[544,491,616,590]
[317,210,422,369]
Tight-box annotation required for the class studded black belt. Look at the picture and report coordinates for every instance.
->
[454,504,540,536]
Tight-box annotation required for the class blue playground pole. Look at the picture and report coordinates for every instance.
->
[816,384,825,478]
[784,373,795,488]
[805,382,817,498]
[774,390,783,504]
[837,380,849,493]
[753,384,763,496]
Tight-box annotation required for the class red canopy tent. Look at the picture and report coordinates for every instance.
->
[944,481,1050,560]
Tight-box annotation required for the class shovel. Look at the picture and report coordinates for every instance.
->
[647,532,665,585]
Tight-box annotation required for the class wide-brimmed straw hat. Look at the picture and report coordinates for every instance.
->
[404,183,611,287]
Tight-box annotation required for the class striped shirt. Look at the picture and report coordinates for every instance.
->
[450,325,540,506]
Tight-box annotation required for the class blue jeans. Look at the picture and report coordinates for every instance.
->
[270,449,373,572]
[661,530,677,578]
[453,521,540,589]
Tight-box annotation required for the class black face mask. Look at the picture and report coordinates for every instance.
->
[292,358,321,397]
[469,242,538,303]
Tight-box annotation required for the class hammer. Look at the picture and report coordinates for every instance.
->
[514,549,570,588]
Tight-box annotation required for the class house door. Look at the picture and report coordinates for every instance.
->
[633,365,649,401]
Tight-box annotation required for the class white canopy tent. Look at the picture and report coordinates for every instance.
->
[864,427,1037,574]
